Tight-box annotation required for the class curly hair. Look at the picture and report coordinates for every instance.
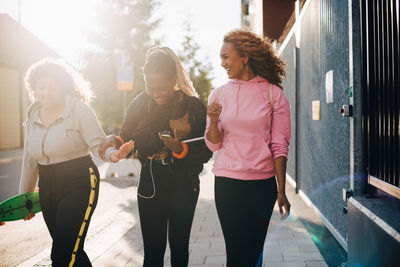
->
[24,58,93,103]
[224,29,286,88]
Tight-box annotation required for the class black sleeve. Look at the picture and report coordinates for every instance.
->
[176,97,213,165]
[119,95,140,142]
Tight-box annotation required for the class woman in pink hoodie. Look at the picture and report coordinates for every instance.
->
[205,29,291,267]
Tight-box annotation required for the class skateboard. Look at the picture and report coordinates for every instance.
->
[0,191,41,223]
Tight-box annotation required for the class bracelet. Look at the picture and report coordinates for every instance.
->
[172,142,189,159]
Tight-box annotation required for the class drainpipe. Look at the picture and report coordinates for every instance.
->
[348,0,355,193]
[294,0,301,193]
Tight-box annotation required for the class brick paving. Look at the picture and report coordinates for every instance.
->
[19,159,332,267]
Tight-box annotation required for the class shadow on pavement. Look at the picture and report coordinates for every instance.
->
[298,218,347,267]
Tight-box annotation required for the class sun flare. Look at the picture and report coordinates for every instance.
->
[20,0,97,61]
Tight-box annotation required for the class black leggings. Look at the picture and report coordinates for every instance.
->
[215,176,277,267]
[137,160,199,267]
[38,155,100,267]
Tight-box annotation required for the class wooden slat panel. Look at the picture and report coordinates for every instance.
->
[0,66,21,149]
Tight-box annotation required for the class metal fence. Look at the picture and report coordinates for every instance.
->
[361,0,400,198]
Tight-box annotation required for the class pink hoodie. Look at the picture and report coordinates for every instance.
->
[205,76,291,180]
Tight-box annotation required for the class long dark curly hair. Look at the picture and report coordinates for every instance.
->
[224,29,286,89]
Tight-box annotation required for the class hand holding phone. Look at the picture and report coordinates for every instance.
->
[160,130,172,138]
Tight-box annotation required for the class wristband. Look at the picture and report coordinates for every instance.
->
[105,146,118,162]
[172,142,189,159]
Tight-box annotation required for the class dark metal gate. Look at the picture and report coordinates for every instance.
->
[361,0,400,198]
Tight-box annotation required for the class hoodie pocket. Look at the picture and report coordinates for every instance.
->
[220,135,273,172]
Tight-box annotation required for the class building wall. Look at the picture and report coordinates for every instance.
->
[348,197,400,266]
[249,0,263,35]
[280,0,351,241]
[280,38,296,179]
[0,14,57,151]
[0,65,22,149]
[241,0,264,35]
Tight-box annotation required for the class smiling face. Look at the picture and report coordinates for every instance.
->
[34,75,66,108]
[220,42,248,80]
[145,73,176,105]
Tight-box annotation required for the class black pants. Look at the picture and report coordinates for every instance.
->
[137,160,199,267]
[215,176,277,267]
[38,155,100,267]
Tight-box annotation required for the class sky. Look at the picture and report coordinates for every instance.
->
[0,0,241,88]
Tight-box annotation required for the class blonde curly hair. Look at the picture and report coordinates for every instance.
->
[224,29,286,88]
[24,58,93,103]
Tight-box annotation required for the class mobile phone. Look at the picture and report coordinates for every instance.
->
[160,131,172,138]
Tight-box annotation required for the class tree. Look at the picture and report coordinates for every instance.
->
[82,0,160,131]
[178,20,214,106]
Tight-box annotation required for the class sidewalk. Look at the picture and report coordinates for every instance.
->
[19,159,345,267]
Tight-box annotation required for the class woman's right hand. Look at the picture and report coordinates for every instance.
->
[207,101,222,123]
[99,136,121,160]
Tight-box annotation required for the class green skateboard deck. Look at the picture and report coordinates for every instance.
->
[0,192,41,222]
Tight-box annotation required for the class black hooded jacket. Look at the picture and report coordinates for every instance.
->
[120,91,212,180]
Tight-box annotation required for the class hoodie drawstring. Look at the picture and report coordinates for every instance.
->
[236,83,240,117]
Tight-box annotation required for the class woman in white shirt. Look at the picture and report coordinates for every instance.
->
[20,58,133,267]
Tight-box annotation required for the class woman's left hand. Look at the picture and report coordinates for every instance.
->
[159,129,183,154]
[23,211,35,221]
[277,192,291,220]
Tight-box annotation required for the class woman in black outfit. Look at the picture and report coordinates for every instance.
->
[99,47,212,267]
